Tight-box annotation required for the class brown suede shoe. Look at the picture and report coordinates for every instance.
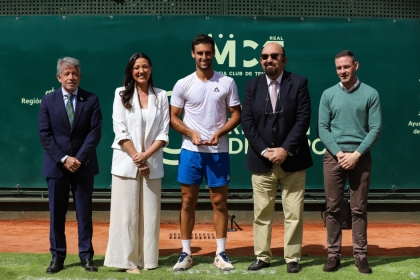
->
[323,257,340,272]
[355,256,372,274]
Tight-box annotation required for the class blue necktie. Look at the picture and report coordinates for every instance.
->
[65,94,75,127]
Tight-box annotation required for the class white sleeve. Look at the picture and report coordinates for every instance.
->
[227,79,241,107]
[170,81,185,109]
[154,91,170,146]
[112,87,132,145]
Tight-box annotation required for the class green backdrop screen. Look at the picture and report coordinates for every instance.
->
[1,16,419,190]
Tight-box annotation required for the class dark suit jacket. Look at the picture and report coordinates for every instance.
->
[39,87,102,179]
[241,71,313,173]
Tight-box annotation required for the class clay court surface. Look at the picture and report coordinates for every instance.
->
[0,221,419,257]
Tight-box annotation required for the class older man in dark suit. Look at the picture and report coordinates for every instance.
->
[39,57,102,274]
[242,43,312,273]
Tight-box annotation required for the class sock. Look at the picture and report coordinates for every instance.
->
[181,239,191,255]
[216,238,226,255]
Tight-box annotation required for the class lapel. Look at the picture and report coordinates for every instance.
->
[145,89,157,142]
[132,87,142,143]
[257,75,269,109]
[279,71,292,104]
[271,71,291,125]
[54,88,72,130]
[72,87,85,131]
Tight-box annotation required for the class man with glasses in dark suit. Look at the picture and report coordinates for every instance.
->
[242,42,313,273]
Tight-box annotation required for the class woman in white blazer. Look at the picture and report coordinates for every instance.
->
[104,53,169,274]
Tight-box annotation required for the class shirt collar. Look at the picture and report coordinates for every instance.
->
[340,78,360,92]
[265,71,284,86]
[62,87,79,97]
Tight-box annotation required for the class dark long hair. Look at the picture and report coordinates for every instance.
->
[120,53,157,109]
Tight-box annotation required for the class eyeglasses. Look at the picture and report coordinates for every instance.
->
[260,53,284,60]
[265,93,283,115]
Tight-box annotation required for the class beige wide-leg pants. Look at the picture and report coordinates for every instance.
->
[252,164,306,263]
[104,173,161,269]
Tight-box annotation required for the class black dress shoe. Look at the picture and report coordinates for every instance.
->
[287,261,300,273]
[248,259,270,271]
[46,260,64,274]
[81,259,98,272]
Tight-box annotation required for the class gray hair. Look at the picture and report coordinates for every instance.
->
[56,57,81,76]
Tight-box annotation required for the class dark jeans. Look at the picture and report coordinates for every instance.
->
[323,151,371,258]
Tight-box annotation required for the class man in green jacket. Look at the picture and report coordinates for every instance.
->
[318,50,382,274]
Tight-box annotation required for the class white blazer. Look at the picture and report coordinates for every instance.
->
[111,86,169,179]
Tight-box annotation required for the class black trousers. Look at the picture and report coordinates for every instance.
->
[47,175,94,261]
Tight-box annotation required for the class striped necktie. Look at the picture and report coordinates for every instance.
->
[65,94,75,127]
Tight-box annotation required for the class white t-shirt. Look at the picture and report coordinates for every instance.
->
[171,71,240,153]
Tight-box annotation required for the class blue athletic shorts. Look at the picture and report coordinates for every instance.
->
[177,149,230,187]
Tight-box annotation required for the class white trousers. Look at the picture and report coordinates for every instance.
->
[104,173,161,269]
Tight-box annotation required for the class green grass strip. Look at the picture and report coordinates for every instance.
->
[0,252,419,279]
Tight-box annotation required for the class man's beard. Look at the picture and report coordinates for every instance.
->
[264,67,277,77]
[197,61,212,71]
